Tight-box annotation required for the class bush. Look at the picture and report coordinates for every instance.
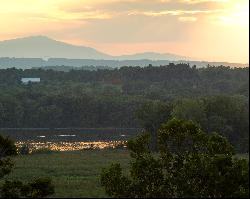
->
[101,119,249,198]
[1,178,55,198]
[18,144,30,155]
[0,135,55,198]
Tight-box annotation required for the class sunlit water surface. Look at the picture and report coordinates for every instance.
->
[15,140,126,152]
[0,128,140,152]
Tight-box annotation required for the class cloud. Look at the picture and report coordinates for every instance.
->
[128,9,222,17]
[0,0,248,62]
[183,0,229,3]
[56,0,228,16]
[178,16,197,22]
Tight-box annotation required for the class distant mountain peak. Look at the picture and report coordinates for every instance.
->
[2,35,52,42]
[0,35,191,61]
[117,51,190,61]
[0,35,111,59]
[23,35,50,39]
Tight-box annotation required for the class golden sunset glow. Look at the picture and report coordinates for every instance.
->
[0,0,248,63]
[16,140,126,152]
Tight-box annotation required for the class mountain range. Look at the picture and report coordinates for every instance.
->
[0,36,190,61]
[0,36,248,69]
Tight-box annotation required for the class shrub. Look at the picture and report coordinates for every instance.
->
[18,144,30,155]
[0,135,55,198]
[1,178,55,198]
[101,119,249,198]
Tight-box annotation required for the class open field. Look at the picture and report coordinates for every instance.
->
[235,153,249,161]
[3,149,249,198]
[5,149,131,198]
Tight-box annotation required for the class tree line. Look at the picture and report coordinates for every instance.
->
[0,64,248,98]
[0,64,248,152]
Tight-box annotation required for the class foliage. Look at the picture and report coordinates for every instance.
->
[7,149,131,198]
[136,101,172,151]
[0,64,248,152]
[0,136,17,179]
[1,178,54,198]
[171,95,249,152]
[18,145,30,155]
[101,119,249,198]
[0,136,17,158]
[0,135,55,198]
[171,98,207,127]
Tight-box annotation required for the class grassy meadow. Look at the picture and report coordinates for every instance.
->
[235,153,249,161]
[3,148,249,198]
[5,149,131,198]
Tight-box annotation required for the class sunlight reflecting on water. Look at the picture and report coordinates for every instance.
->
[16,140,126,152]
[57,135,76,137]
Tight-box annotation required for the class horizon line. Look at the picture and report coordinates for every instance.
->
[0,35,249,65]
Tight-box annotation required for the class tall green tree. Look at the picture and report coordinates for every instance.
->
[171,98,207,128]
[136,101,172,151]
[101,119,249,198]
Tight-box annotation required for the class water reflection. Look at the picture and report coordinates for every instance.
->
[16,140,126,152]
[56,135,76,137]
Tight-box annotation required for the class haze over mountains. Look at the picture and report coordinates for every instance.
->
[0,36,248,69]
[0,36,188,61]
[0,36,110,60]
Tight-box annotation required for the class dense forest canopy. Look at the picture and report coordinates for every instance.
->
[0,63,249,152]
[0,64,248,97]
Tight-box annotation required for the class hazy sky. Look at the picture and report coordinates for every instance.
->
[0,0,249,63]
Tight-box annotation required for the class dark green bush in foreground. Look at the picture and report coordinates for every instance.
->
[1,178,54,198]
[0,135,55,198]
[101,119,249,198]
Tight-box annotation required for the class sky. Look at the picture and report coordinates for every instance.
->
[0,0,249,63]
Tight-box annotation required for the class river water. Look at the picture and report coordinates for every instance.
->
[0,128,142,151]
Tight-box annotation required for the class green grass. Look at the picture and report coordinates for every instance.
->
[5,149,131,198]
[5,150,249,198]
[234,153,249,161]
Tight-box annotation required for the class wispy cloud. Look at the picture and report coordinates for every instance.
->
[183,0,229,3]
[128,9,222,16]
[0,0,248,63]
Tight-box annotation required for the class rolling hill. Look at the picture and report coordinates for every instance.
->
[0,36,188,61]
